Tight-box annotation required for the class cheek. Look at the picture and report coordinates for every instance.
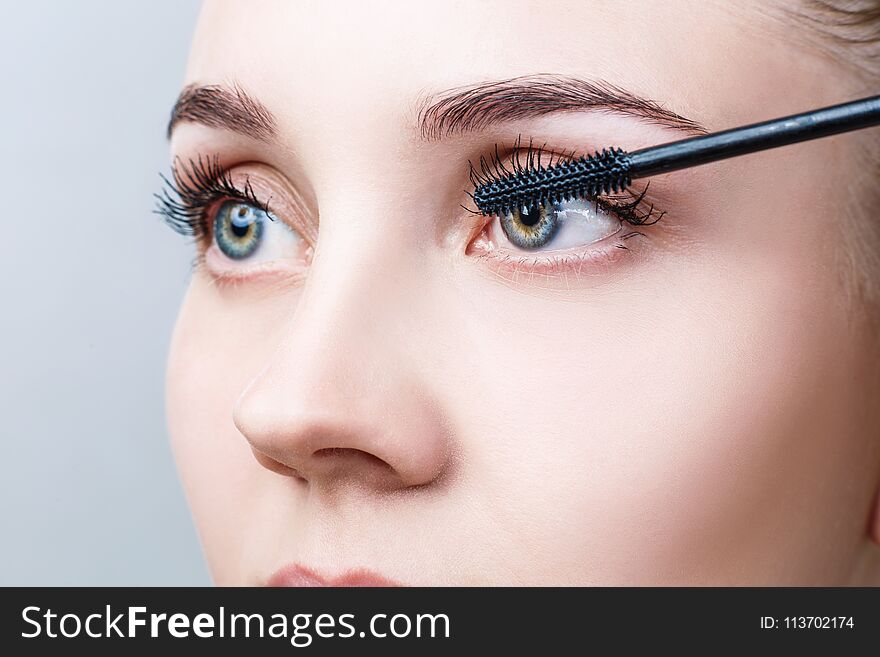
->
[451,228,870,584]
[165,277,296,583]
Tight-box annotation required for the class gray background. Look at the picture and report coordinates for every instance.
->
[0,1,210,584]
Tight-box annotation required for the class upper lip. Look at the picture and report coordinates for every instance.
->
[266,564,403,587]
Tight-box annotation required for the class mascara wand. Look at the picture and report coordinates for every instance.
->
[472,94,880,216]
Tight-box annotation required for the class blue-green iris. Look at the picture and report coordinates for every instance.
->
[213,201,268,259]
[499,203,560,250]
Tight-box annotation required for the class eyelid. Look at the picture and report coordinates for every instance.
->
[201,244,312,285]
[469,232,649,287]
[155,154,318,251]
[466,138,666,227]
[462,138,675,283]
[221,164,317,246]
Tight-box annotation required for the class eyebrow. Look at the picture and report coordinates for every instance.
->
[167,74,706,143]
[167,82,277,141]
[418,74,707,139]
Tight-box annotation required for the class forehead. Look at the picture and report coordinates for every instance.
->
[184,0,798,133]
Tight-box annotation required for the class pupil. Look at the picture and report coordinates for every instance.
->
[231,219,251,238]
[519,205,541,227]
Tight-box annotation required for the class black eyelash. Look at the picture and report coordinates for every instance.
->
[466,137,665,227]
[153,154,272,239]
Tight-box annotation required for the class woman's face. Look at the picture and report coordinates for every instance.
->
[165,0,880,585]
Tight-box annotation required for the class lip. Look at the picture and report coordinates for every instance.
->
[266,564,403,587]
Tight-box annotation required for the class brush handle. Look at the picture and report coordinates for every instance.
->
[628,94,880,179]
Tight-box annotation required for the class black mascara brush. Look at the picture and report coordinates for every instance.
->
[472,94,880,216]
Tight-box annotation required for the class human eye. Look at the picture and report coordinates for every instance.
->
[466,140,665,274]
[494,197,623,251]
[154,155,313,281]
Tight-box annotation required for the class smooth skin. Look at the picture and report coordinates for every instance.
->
[166,0,880,585]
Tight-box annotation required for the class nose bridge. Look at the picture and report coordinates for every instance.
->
[291,225,415,398]
[233,223,451,490]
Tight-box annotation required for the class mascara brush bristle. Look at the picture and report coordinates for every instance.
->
[472,147,633,216]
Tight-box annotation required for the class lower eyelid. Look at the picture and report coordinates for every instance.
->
[201,244,311,284]
[469,228,650,280]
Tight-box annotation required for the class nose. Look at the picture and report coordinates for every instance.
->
[233,252,452,492]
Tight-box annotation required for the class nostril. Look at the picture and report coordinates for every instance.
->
[250,446,307,481]
[312,447,394,470]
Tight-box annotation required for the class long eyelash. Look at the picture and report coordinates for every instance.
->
[600,184,665,226]
[465,136,665,226]
[153,154,272,239]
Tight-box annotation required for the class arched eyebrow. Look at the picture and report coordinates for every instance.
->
[166,82,277,141]
[418,74,707,139]
[166,75,706,142]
